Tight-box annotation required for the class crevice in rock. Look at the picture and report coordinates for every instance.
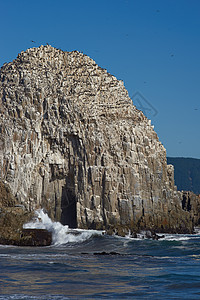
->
[61,184,77,228]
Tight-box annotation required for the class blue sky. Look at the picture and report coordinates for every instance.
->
[1,0,200,158]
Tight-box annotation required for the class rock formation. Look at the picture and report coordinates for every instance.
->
[181,191,200,226]
[0,181,33,245]
[0,45,196,236]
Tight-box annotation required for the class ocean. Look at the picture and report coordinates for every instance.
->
[0,210,200,299]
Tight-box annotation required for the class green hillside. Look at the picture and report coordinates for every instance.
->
[167,157,200,194]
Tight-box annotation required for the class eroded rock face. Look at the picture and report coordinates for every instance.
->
[20,229,52,246]
[0,181,34,245]
[181,191,200,226]
[0,45,194,234]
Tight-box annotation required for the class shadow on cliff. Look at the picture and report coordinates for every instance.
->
[60,134,84,229]
[61,186,77,228]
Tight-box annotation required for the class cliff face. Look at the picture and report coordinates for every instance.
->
[0,45,193,234]
[181,191,200,226]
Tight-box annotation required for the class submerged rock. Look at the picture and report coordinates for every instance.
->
[93,251,120,256]
[0,45,197,237]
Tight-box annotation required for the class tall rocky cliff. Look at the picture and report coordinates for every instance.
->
[0,45,194,235]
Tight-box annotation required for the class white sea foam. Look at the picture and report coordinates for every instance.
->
[157,234,191,241]
[194,227,200,235]
[124,231,200,241]
[23,209,104,245]
[156,233,200,241]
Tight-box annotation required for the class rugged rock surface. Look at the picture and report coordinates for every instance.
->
[20,229,52,246]
[0,181,34,245]
[181,191,200,226]
[0,45,196,236]
[0,182,52,246]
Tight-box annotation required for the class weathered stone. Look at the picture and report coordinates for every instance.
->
[0,181,53,246]
[20,229,52,246]
[0,45,197,235]
[181,191,200,226]
[0,189,33,245]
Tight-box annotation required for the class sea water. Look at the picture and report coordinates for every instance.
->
[0,210,200,299]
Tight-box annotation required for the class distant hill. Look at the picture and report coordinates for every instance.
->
[167,157,200,194]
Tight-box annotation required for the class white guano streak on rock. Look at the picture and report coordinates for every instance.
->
[0,45,193,233]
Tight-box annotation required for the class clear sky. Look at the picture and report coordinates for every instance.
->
[0,0,200,158]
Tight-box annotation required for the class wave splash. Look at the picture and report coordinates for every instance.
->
[23,209,104,245]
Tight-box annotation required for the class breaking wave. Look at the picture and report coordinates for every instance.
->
[23,209,104,246]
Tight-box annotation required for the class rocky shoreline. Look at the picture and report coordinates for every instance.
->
[0,45,199,245]
[0,180,199,246]
[0,182,52,246]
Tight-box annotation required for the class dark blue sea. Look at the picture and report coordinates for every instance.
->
[0,210,200,300]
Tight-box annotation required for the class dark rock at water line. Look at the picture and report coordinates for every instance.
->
[81,251,121,256]
[0,228,52,247]
[0,45,199,237]
[20,229,52,246]
[0,181,52,246]
[139,230,165,240]
[93,251,121,256]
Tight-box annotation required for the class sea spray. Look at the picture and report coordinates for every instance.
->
[23,209,104,245]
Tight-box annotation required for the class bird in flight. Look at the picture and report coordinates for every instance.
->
[31,40,36,43]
